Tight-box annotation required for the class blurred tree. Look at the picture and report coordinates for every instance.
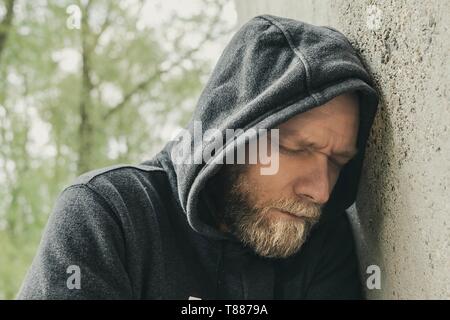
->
[0,0,15,60]
[0,0,235,298]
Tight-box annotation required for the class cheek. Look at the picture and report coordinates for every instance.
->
[276,153,308,178]
[246,161,289,199]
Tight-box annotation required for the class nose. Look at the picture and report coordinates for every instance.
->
[293,153,331,205]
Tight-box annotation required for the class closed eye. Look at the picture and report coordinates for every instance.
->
[279,144,307,156]
[280,144,347,169]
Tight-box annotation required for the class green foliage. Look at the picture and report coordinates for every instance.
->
[0,0,234,299]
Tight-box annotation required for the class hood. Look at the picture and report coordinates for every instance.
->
[154,14,379,240]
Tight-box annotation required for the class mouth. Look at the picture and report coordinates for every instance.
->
[272,208,303,220]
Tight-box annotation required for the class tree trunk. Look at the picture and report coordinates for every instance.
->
[0,0,15,62]
[76,3,94,175]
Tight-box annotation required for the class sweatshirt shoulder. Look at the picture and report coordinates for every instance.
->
[71,163,165,186]
[65,164,168,207]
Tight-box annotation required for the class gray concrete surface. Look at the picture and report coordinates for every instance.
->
[234,0,450,299]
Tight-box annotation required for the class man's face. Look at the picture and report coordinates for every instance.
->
[216,93,360,258]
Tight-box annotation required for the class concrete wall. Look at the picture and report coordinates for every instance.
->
[234,0,450,299]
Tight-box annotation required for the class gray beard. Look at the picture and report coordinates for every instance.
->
[218,165,322,259]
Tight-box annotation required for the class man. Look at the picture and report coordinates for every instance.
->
[18,14,379,299]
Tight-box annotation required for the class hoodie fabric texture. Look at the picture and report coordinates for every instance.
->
[18,15,379,299]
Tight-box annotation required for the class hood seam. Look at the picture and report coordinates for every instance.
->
[256,15,320,105]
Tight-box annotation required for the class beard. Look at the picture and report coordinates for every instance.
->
[218,164,323,259]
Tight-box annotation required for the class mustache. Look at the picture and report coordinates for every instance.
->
[262,197,322,221]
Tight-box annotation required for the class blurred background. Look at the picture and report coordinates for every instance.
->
[0,0,237,299]
[1,0,449,300]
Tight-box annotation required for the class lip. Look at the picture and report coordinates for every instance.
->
[272,208,302,219]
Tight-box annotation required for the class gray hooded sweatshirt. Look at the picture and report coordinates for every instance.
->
[17,14,379,300]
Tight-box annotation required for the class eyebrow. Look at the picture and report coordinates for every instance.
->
[280,129,358,159]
